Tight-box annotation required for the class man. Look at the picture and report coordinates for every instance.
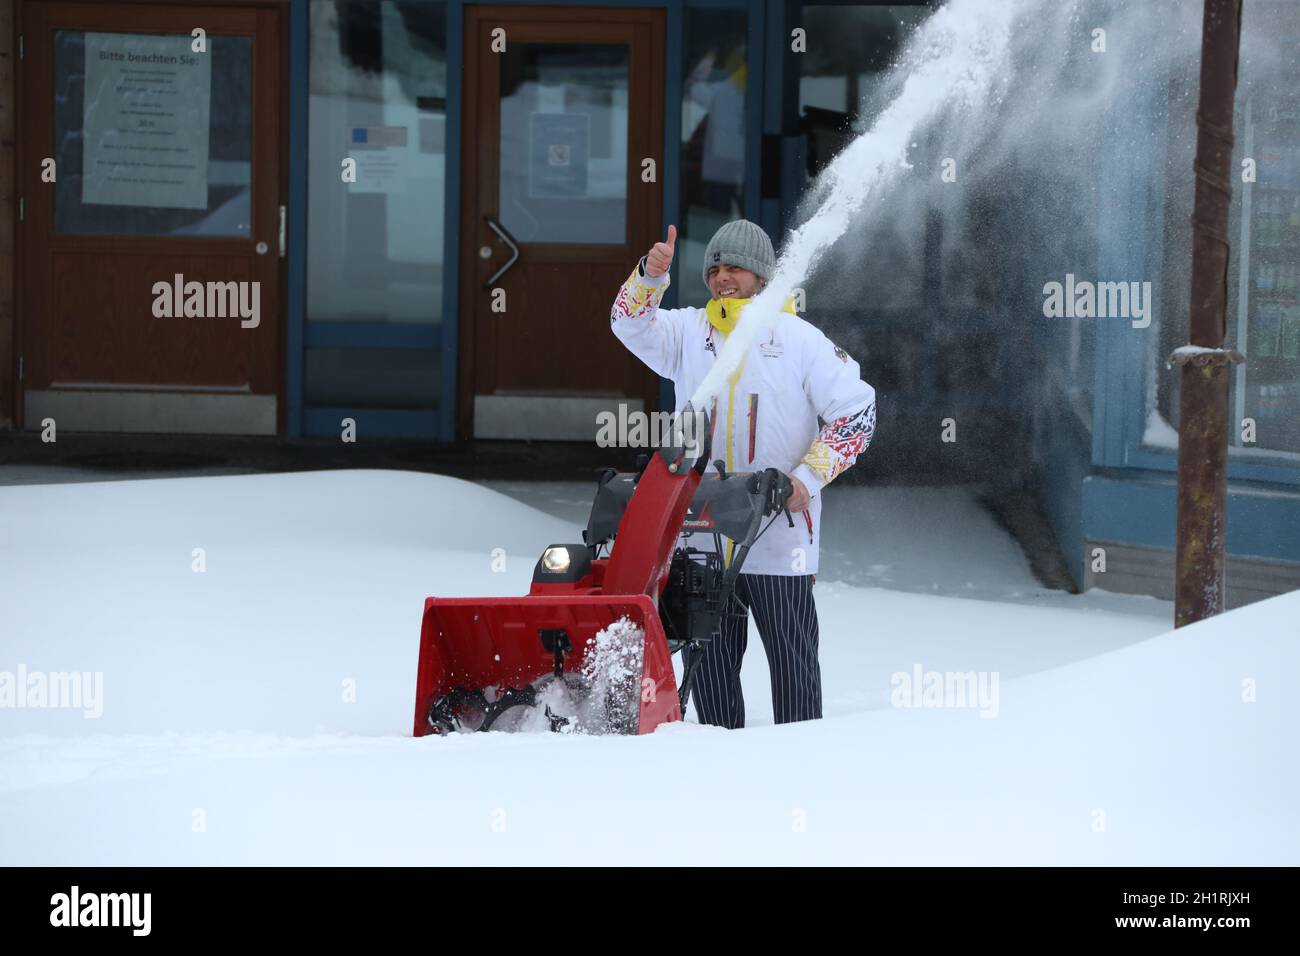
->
[610,219,877,728]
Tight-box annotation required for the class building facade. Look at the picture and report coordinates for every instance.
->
[2,0,1298,603]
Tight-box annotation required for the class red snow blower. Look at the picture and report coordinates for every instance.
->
[412,408,795,736]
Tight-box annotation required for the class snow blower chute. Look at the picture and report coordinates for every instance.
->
[413,408,795,736]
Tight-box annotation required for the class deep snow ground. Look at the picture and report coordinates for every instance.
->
[0,470,1294,865]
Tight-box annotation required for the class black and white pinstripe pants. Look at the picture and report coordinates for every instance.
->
[687,573,822,729]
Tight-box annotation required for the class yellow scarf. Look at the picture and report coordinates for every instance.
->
[704,296,798,335]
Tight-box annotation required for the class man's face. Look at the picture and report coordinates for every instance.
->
[707,263,761,300]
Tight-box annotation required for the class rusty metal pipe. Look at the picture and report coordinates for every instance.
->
[1174,0,1244,627]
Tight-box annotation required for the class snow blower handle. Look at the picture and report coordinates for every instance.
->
[749,468,796,528]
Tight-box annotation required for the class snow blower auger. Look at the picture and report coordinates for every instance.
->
[413,406,795,737]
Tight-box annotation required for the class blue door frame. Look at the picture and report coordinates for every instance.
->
[286,0,784,440]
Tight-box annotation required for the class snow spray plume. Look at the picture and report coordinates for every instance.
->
[797,0,1205,351]
[690,0,1288,470]
[691,0,1024,410]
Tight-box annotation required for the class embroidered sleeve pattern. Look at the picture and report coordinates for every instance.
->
[611,259,669,325]
[799,402,876,486]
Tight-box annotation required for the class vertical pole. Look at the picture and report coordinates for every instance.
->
[1174,0,1244,627]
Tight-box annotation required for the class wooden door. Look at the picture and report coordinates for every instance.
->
[19,2,283,433]
[459,5,664,440]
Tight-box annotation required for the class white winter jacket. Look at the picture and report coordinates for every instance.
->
[611,259,877,576]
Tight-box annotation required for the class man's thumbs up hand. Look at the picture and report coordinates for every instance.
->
[645,224,677,278]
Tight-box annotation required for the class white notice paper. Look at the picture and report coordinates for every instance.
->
[82,32,213,210]
[348,125,411,195]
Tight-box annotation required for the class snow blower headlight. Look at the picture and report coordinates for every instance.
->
[542,547,571,573]
[533,544,592,584]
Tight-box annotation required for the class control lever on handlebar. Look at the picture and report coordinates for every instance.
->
[748,468,796,528]
[773,470,795,528]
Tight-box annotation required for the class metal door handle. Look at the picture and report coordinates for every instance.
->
[484,217,520,289]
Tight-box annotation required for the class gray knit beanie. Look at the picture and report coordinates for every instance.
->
[702,219,776,290]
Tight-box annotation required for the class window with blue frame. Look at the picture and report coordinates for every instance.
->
[1149,0,1300,469]
[305,0,448,412]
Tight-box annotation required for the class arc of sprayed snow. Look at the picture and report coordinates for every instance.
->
[689,0,1023,411]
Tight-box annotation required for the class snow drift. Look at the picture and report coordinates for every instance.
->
[0,471,1293,864]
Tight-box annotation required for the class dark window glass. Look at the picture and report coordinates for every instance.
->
[306,0,448,325]
[498,43,630,245]
[53,31,253,236]
[680,6,747,294]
